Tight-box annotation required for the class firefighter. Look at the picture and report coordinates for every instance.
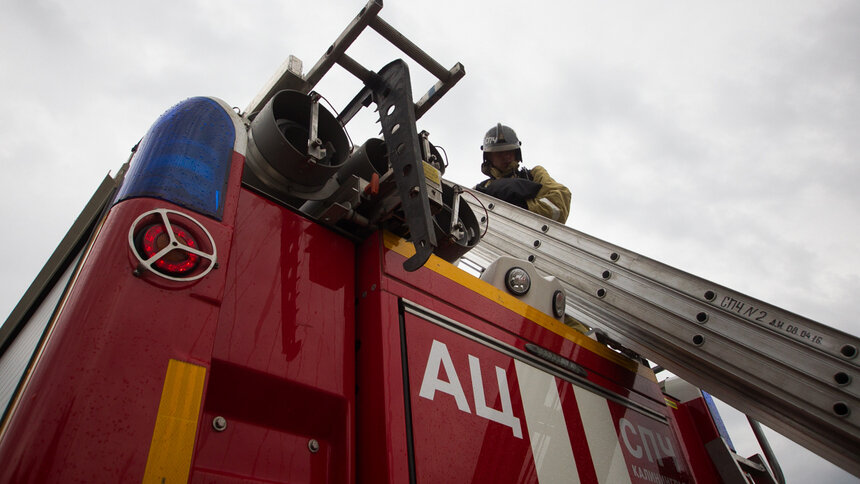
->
[476,124,587,334]
[475,123,571,223]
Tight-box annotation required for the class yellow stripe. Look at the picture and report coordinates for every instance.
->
[384,232,653,378]
[142,359,206,483]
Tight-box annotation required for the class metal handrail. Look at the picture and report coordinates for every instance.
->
[748,417,786,484]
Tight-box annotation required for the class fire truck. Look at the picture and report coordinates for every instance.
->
[1,1,858,482]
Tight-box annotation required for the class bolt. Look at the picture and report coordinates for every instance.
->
[308,439,320,453]
[212,416,227,432]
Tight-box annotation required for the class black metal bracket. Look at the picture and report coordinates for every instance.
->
[370,60,437,271]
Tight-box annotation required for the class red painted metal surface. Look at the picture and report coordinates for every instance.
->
[665,396,724,483]
[355,234,700,483]
[355,237,412,483]
[190,188,356,483]
[402,308,695,483]
[381,276,663,419]
[606,399,695,482]
[0,150,245,482]
[0,153,357,483]
[404,313,538,482]
[378,239,664,406]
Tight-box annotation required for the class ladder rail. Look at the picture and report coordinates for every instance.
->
[471,225,860,422]
[461,188,860,477]
[469,194,858,362]
[470,208,860,391]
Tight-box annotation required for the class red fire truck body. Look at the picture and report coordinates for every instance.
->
[0,94,733,482]
[2,3,820,481]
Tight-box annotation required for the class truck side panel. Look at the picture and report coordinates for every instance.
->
[0,97,357,483]
[0,195,236,482]
[190,188,355,483]
[355,233,696,483]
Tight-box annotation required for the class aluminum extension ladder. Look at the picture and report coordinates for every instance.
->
[458,188,860,478]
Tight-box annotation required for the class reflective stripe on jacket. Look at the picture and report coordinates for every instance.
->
[525,165,571,223]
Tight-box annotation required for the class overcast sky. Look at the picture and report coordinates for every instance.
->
[1,0,858,481]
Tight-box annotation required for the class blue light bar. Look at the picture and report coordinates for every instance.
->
[702,390,736,452]
[116,97,236,220]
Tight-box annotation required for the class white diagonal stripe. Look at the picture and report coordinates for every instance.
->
[515,360,580,483]
[572,385,632,484]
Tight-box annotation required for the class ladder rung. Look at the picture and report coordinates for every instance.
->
[369,16,451,81]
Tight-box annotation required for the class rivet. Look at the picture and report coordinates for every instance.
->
[308,439,320,453]
[212,416,227,432]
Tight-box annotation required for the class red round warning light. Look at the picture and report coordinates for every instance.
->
[139,223,200,275]
[129,208,217,282]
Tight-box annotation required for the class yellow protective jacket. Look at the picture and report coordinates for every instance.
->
[524,165,571,224]
[478,164,571,223]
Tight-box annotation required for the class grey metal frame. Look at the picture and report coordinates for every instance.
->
[244,0,465,123]
[460,188,860,478]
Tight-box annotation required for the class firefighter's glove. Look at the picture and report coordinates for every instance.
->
[476,178,542,209]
